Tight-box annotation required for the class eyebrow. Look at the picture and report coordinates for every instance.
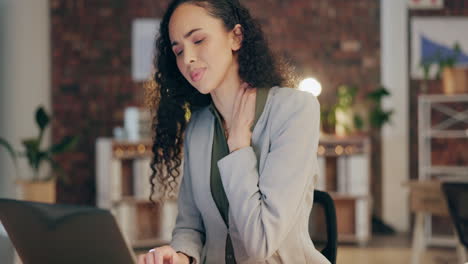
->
[171,28,203,47]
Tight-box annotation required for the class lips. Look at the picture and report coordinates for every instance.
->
[190,68,206,82]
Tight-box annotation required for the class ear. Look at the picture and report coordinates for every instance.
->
[230,24,243,52]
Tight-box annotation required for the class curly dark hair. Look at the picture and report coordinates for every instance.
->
[147,0,296,204]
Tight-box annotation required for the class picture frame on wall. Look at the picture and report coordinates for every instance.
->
[410,17,468,79]
[132,19,161,82]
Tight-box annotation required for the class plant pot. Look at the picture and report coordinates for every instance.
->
[15,180,56,203]
[442,67,468,95]
[335,108,355,137]
[321,122,335,135]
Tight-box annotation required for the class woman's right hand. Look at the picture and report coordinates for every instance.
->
[137,245,190,264]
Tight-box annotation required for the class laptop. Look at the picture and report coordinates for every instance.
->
[0,198,137,264]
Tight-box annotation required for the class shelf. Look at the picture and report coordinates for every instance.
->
[421,166,468,176]
[97,138,177,250]
[315,135,372,245]
[113,196,177,206]
[417,94,468,248]
[427,236,458,248]
[329,192,370,200]
[419,94,468,103]
[425,129,468,138]
[318,135,370,157]
[113,197,154,205]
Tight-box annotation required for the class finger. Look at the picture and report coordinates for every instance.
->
[240,82,250,90]
[153,249,163,264]
[248,88,257,115]
[154,248,174,264]
[232,85,247,121]
[241,88,255,120]
[154,248,176,264]
[146,251,155,264]
[239,87,250,113]
[246,89,256,126]
[138,254,146,264]
[235,85,247,110]
[164,255,173,264]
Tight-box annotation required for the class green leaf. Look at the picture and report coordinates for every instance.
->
[0,137,18,166]
[22,138,40,151]
[336,85,358,109]
[22,138,41,169]
[49,136,79,154]
[354,114,364,131]
[367,87,390,102]
[453,42,462,58]
[369,108,394,129]
[45,156,70,184]
[35,106,50,131]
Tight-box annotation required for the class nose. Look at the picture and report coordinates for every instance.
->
[183,46,196,65]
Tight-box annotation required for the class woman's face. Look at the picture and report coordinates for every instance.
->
[168,3,242,94]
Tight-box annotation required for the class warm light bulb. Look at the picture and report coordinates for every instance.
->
[298,77,322,96]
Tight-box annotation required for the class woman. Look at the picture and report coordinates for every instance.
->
[139,0,329,263]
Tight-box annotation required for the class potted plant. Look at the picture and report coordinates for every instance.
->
[0,106,79,203]
[333,85,394,136]
[334,84,359,136]
[441,44,466,95]
[320,104,336,135]
[420,42,466,94]
[365,86,394,130]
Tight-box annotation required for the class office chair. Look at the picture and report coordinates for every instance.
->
[310,190,337,264]
[441,181,468,263]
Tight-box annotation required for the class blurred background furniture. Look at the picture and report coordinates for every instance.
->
[410,94,468,264]
[96,138,177,249]
[316,135,372,245]
[407,180,450,264]
[417,94,468,247]
[310,190,337,264]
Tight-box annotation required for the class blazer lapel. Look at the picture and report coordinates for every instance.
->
[191,108,226,226]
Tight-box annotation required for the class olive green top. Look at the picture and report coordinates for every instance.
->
[208,87,269,264]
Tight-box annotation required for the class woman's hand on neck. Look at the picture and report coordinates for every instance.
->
[210,74,257,152]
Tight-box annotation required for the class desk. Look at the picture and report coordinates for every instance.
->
[407,180,465,264]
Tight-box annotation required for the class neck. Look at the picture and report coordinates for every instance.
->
[209,63,243,127]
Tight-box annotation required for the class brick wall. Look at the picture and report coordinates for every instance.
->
[51,0,380,204]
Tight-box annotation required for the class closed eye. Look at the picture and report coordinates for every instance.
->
[175,39,204,56]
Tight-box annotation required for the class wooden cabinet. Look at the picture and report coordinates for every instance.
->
[313,135,372,245]
[96,138,177,249]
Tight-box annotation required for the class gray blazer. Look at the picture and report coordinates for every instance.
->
[170,86,330,264]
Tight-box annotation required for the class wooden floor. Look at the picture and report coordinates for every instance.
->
[338,246,456,264]
[336,234,457,264]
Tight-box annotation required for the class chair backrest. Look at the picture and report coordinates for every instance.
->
[0,198,136,264]
[310,190,337,264]
[441,181,468,248]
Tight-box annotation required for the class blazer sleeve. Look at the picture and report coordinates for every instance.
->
[217,91,320,261]
[170,117,206,264]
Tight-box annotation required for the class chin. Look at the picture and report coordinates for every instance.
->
[193,83,215,95]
